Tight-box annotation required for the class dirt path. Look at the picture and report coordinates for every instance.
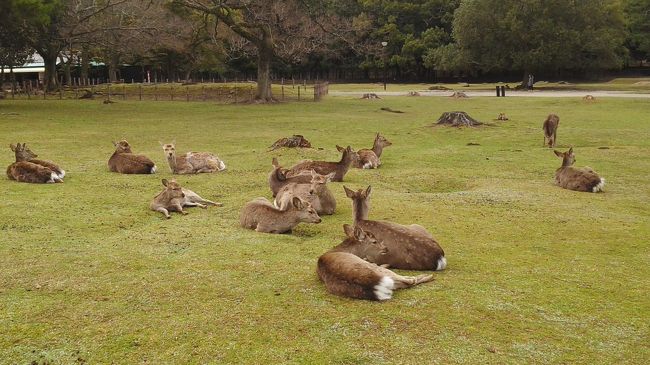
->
[330,90,650,98]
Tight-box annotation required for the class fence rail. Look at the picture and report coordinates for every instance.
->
[0,80,329,103]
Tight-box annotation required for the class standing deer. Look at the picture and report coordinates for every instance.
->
[160,141,226,174]
[150,179,222,218]
[286,145,359,182]
[553,148,605,192]
[108,140,157,174]
[355,133,392,169]
[268,157,314,197]
[344,185,447,271]
[240,196,321,233]
[274,170,336,215]
[543,114,560,148]
[7,143,63,183]
[317,224,434,301]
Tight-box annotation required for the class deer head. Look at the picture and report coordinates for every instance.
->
[554,147,575,167]
[375,133,392,148]
[342,224,387,261]
[10,143,38,162]
[291,197,321,224]
[112,140,133,154]
[162,178,185,199]
[308,170,334,195]
[336,145,360,165]
[160,141,177,160]
[344,185,372,222]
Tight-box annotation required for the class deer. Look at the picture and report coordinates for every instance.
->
[543,114,560,148]
[108,140,157,174]
[150,179,222,219]
[583,95,595,102]
[355,133,392,169]
[7,143,63,183]
[286,145,359,182]
[344,185,447,271]
[160,141,226,174]
[553,147,605,192]
[240,196,321,233]
[268,157,314,197]
[317,224,434,301]
[274,170,336,215]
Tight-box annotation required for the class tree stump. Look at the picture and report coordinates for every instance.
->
[268,135,312,151]
[435,111,482,127]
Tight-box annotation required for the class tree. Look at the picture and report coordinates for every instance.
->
[174,0,327,102]
[624,0,650,63]
[448,0,627,84]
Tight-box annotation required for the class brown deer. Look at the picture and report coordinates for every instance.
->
[160,141,226,174]
[583,95,595,102]
[240,196,321,233]
[268,157,314,197]
[344,185,447,271]
[317,225,434,301]
[108,140,157,174]
[543,114,560,148]
[150,179,222,218]
[286,145,359,182]
[7,143,63,183]
[355,133,392,169]
[553,148,605,192]
[274,170,336,215]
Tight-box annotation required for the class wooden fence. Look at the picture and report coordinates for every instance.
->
[0,79,329,103]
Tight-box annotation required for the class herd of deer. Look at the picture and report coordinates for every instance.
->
[6,117,605,301]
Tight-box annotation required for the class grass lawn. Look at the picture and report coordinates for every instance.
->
[1,95,649,364]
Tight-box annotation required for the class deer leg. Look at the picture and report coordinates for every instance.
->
[155,207,171,219]
[172,203,188,215]
[391,273,434,289]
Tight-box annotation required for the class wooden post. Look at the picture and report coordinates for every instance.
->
[234,84,238,104]
[202,85,206,101]
[107,84,111,102]
[249,85,253,102]
[26,81,31,99]
[298,85,301,101]
[123,85,126,100]
[154,85,158,101]
[139,84,142,101]
[171,85,174,101]
[186,86,190,102]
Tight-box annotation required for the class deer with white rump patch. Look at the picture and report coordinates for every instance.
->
[355,133,392,169]
[160,141,226,174]
[274,170,336,215]
[240,196,321,233]
[108,140,156,174]
[553,147,605,192]
[7,143,64,183]
[150,179,222,219]
[317,224,434,301]
[344,185,447,271]
[268,157,314,197]
[286,145,359,182]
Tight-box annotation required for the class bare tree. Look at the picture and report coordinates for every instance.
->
[174,0,328,102]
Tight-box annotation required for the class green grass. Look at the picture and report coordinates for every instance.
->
[330,77,650,92]
[1,95,649,364]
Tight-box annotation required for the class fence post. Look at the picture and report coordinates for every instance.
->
[139,84,142,101]
[154,85,158,101]
[249,85,253,102]
[298,85,301,101]
[202,85,206,101]
[107,84,111,102]
[123,85,126,100]
[171,85,174,101]
[234,84,238,104]
[186,86,189,102]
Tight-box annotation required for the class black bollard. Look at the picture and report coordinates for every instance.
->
[500,85,506,97]
[496,86,501,97]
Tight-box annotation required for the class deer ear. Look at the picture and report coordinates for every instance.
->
[353,226,366,241]
[346,145,352,152]
[343,224,354,237]
[553,150,563,158]
[292,197,304,210]
[326,172,335,182]
[343,185,355,198]
[568,147,573,154]
[162,179,168,187]
[172,139,176,145]
[364,185,372,197]
[336,145,344,152]
[272,157,279,168]
[158,141,164,146]
[112,141,117,147]
[276,168,286,181]
[9,144,16,151]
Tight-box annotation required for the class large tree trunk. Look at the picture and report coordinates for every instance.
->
[255,33,274,102]
[80,47,89,82]
[43,52,59,91]
[108,54,120,82]
[61,55,72,86]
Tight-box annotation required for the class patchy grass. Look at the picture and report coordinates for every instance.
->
[0,95,649,364]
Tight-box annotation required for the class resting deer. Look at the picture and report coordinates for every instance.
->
[268,157,314,197]
[355,133,392,169]
[344,185,446,271]
[7,143,63,183]
[160,141,226,174]
[583,95,595,102]
[240,196,321,233]
[108,140,157,174]
[318,225,434,301]
[553,148,605,192]
[286,145,359,182]
[543,114,559,148]
[150,179,222,218]
[274,170,336,215]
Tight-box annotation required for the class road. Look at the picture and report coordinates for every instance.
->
[330,89,650,98]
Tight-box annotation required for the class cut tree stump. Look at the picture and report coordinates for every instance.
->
[435,111,482,127]
[268,135,312,151]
